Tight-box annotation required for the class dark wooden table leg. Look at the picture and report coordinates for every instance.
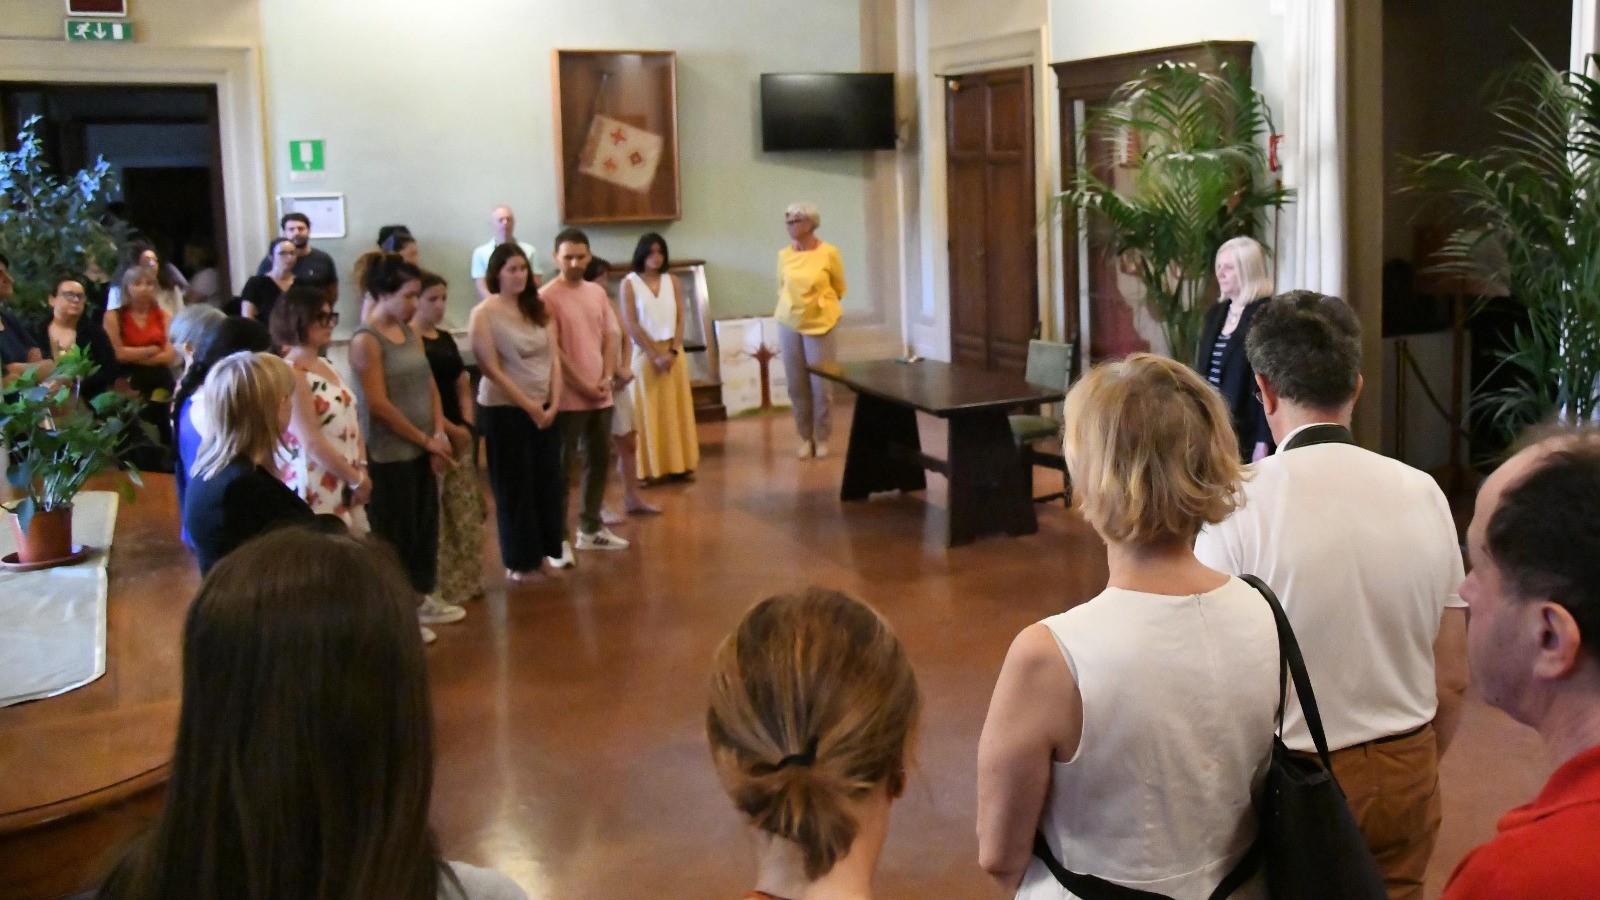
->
[945,409,1037,546]
[840,392,926,501]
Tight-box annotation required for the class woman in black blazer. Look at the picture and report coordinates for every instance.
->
[1195,236,1275,462]
[184,349,320,573]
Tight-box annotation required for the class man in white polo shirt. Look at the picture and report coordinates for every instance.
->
[471,205,539,299]
[1195,290,1469,900]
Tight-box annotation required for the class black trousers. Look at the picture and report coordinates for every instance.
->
[480,404,565,571]
[367,455,439,595]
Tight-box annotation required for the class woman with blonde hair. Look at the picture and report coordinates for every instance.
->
[182,351,316,574]
[977,354,1278,899]
[775,202,846,460]
[708,588,920,900]
[1196,235,1275,461]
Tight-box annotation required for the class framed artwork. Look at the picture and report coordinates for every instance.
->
[552,49,682,224]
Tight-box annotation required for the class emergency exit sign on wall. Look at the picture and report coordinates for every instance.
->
[289,140,325,173]
[65,19,133,41]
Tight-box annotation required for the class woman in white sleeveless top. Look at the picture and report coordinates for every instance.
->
[620,233,699,482]
[977,353,1278,900]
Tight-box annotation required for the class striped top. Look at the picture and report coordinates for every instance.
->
[1205,331,1231,388]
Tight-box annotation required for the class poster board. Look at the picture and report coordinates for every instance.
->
[275,193,347,239]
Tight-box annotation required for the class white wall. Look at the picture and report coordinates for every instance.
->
[0,0,258,45]
[258,0,904,357]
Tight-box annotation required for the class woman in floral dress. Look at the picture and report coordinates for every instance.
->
[271,284,371,530]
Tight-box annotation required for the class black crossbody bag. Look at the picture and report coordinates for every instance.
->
[1031,575,1386,900]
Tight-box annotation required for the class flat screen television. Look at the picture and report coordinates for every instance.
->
[760,73,897,151]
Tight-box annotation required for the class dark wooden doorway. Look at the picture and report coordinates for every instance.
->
[946,66,1037,375]
[0,83,230,295]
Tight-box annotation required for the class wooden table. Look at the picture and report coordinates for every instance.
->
[811,359,1064,547]
[0,476,193,900]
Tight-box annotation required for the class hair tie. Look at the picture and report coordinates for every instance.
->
[775,737,820,770]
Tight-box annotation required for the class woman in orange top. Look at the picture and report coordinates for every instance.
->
[106,264,180,468]
[775,202,846,460]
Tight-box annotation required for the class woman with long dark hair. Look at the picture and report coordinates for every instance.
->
[621,232,699,482]
[468,242,565,582]
[97,527,527,900]
[411,271,485,604]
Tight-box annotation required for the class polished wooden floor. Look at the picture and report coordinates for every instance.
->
[0,405,1556,899]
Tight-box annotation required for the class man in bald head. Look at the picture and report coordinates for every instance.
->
[470,205,541,299]
[1442,428,1600,898]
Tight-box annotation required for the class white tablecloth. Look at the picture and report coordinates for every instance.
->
[0,491,118,708]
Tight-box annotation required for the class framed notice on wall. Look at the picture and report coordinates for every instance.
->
[275,193,347,240]
[552,49,682,224]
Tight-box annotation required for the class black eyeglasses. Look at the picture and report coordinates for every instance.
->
[317,312,341,326]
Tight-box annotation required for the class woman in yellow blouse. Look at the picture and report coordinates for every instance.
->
[775,202,846,459]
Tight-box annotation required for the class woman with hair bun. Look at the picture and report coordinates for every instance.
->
[707,588,920,900]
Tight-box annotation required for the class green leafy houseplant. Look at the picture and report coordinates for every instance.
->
[1062,59,1293,363]
[0,114,125,321]
[1409,55,1600,435]
[1,347,151,541]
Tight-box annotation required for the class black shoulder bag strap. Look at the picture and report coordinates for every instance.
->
[1031,833,1260,900]
[1239,573,1337,768]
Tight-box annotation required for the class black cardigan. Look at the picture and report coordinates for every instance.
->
[183,456,316,574]
[1195,298,1275,462]
[33,315,121,399]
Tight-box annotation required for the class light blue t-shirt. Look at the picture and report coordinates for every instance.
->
[470,239,541,279]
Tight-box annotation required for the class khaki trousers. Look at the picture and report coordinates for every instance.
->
[1296,722,1441,900]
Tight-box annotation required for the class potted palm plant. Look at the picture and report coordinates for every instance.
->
[1062,58,1292,363]
[1,346,150,564]
[1409,54,1600,436]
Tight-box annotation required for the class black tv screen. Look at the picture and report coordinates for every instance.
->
[761,73,897,151]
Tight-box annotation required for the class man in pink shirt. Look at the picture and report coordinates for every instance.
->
[540,228,628,559]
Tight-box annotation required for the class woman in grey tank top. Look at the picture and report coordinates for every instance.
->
[349,253,465,636]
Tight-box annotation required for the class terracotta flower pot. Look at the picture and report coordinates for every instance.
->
[7,505,75,564]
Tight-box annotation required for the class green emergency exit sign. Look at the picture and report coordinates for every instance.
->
[289,140,325,173]
[65,19,134,41]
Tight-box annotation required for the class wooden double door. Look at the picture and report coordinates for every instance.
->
[947,66,1038,374]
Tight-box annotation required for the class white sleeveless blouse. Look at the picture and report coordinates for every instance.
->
[1018,577,1278,900]
[624,272,677,342]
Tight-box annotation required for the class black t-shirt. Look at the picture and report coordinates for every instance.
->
[0,307,42,367]
[33,316,120,397]
[239,276,285,325]
[184,456,316,574]
[422,330,467,426]
[255,246,339,288]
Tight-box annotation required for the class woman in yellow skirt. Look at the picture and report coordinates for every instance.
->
[620,233,699,482]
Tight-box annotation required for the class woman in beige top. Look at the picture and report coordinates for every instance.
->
[469,242,565,581]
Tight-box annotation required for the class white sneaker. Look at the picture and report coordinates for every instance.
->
[420,626,437,645]
[601,507,627,527]
[547,540,576,569]
[813,442,829,459]
[796,440,815,459]
[418,596,466,625]
[576,527,630,550]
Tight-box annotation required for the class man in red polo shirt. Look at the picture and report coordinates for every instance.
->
[1444,429,1600,898]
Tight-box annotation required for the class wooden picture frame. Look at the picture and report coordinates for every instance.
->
[552,49,682,224]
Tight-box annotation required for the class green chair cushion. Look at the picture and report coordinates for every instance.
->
[1009,414,1062,444]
